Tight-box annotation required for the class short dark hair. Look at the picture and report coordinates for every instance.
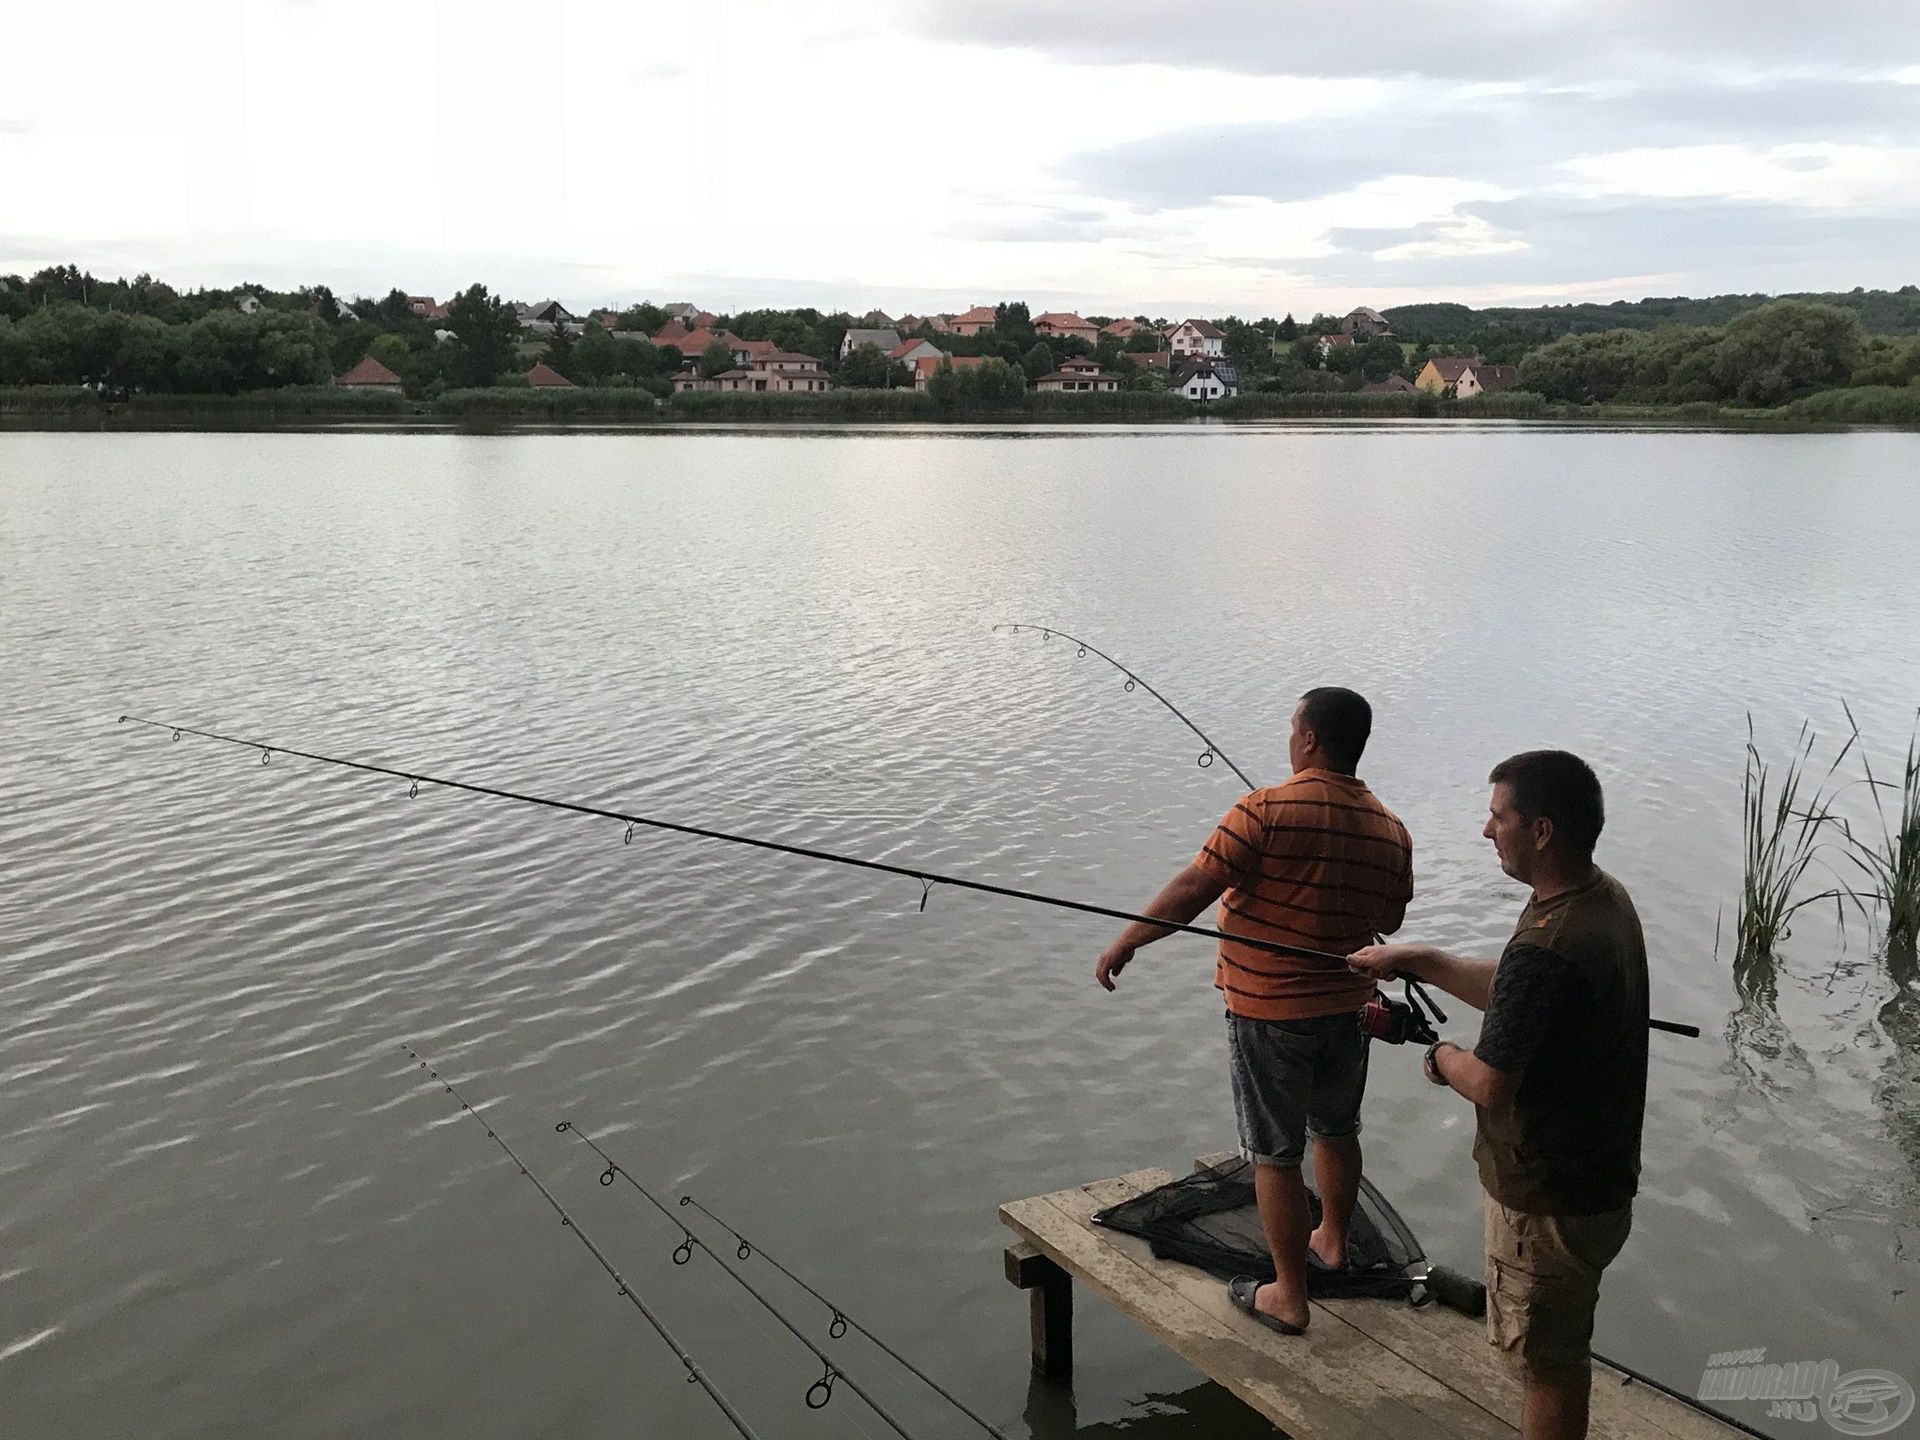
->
[1488,750,1605,859]
[1298,687,1372,772]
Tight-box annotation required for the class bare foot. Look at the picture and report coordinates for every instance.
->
[1307,1226,1347,1270]
[1255,1281,1310,1332]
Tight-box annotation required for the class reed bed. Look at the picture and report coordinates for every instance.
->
[1841,705,1920,959]
[1734,716,1855,966]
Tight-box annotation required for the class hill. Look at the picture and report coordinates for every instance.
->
[1383,288,1920,344]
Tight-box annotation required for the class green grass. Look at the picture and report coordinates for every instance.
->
[1734,716,1856,969]
[1840,705,1920,960]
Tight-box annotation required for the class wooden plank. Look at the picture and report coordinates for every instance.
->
[1169,1160,1746,1440]
[1002,1242,1074,1377]
[1074,1175,1514,1440]
[1002,1168,1507,1440]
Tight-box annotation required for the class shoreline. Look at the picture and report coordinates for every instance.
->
[3,386,1915,434]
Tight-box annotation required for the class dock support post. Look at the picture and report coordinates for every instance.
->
[1004,1241,1073,1378]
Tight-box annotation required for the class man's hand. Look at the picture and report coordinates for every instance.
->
[1095,940,1137,992]
[1348,942,1437,982]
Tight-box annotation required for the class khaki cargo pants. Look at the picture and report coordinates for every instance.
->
[1483,1189,1632,1380]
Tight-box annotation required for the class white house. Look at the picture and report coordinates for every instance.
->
[1173,357,1238,402]
[841,327,902,358]
[1167,318,1225,358]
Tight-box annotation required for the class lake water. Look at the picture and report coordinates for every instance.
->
[4,424,1918,1439]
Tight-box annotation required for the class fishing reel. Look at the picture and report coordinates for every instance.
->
[1358,976,1447,1046]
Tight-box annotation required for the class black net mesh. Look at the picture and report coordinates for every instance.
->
[1092,1158,1425,1301]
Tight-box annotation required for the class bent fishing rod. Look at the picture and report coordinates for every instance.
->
[993,622,1257,790]
[558,1121,1007,1439]
[995,629,1703,1040]
[400,1044,762,1440]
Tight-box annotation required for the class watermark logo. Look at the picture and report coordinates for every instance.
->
[1699,1350,1914,1436]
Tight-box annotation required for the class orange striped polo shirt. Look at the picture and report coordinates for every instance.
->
[1192,769,1414,1021]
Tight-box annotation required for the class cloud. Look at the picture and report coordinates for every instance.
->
[1059,79,1920,209]
[908,0,1920,84]
[1304,195,1920,294]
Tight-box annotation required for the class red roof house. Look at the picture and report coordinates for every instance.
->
[526,362,575,388]
[335,355,404,388]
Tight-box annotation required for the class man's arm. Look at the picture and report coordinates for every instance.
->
[1425,1041,1516,1109]
[1348,943,1498,1011]
[1095,863,1227,992]
[1421,944,1580,1108]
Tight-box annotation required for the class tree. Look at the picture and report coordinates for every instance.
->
[969,356,1025,408]
[926,357,959,407]
[544,321,578,378]
[1710,300,1863,407]
[695,338,733,379]
[1222,321,1272,376]
[1021,341,1056,382]
[616,302,667,334]
[1278,313,1298,341]
[838,342,893,388]
[1516,330,1647,403]
[446,284,521,387]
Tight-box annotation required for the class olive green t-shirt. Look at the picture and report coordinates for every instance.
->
[1472,869,1650,1215]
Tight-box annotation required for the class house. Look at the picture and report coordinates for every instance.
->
[841,327,902,358]
[661,302,701,321]
[658,327,756,367]
[1358,374,1419,395]
[674,351,832,393]
[235,295,261,315]
[518,299,582,335]
[1035,355,1119,393]
[1101,317,1146,341]
[652,320,695,350]
[1473,363,1519,392]
[406,295,437,318]
[913,354,990,391]
[1339,306,1394,338]
[1173,357,1238,402]
[1415,357,1484,396]
[1167,318,1225,358]
[1033,312,1100,347]
[952,305,999,336]
[1123,350,1171,373]
[858,309,895,328]
[526,362,574,387]
[891,338,944,368]
[1314,333,1356,359]
[335,355,404,389]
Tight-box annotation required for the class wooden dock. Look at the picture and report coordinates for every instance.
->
[1000,1158,1747,1440]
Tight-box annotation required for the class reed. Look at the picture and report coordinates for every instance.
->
[1735,716,1855,965]
[1840,705,1920,961]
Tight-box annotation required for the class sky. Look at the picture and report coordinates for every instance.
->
[3,1,1918,318]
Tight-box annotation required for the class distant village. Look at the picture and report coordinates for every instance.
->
[9,265,1905,417]
[332,296,1516,404]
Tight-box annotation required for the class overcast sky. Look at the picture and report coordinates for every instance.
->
[4,1,1917,317]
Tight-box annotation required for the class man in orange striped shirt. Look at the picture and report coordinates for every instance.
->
[1095,687,1413,1335]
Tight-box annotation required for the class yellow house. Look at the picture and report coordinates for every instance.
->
[1415,357,1480,396]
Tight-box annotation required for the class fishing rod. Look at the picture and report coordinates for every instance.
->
[121,714,1699,1036]
[115,714,1358,970]
[558,1122,1007,1439]
[992,633,1703,1040]
[994,622,1258,790]
[399,1044,762,1440]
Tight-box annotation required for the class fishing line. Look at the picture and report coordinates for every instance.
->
[558,1122,1008,1440]
[398,1044,762,1440]
[993,622,1257,789]
[551,1122,923,1437]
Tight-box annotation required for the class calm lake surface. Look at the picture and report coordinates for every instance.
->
[4,425,1918,1439]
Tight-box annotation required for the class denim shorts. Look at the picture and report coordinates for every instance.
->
[1226,1010,1369,1169]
